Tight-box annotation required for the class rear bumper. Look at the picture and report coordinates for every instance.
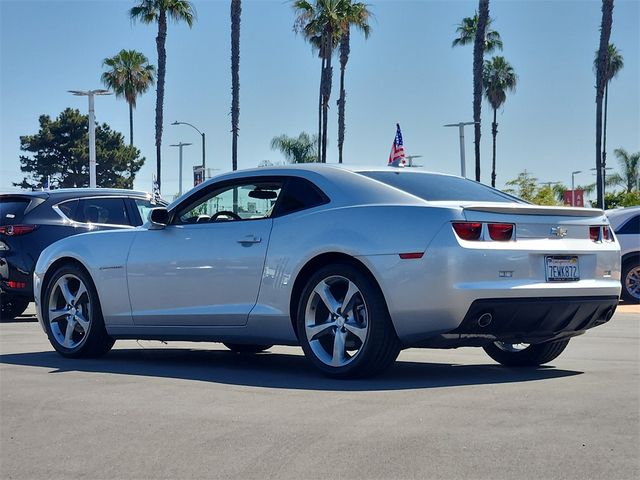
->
[452,295,617,341]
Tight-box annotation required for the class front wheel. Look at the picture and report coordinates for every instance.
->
[297,263,400,378]
[42,264,114,358]
[483,339,570,367]
[621,260,640,303]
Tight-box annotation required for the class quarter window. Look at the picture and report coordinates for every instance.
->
[272,177,328,217]
[616,215,639,235]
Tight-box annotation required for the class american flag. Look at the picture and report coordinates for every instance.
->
[388,123,406,167]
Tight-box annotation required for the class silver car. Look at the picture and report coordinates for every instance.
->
[606,206,639,303]
[33,165,621,378]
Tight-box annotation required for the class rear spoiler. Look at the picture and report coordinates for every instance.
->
[463,204,605,218]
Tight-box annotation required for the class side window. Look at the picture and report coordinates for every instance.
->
[134,199,157,226]
[272,177,328,217]
[175,181,283,224]
[56,199,78,221]
[616,215,639,235]
[76,198,129,225]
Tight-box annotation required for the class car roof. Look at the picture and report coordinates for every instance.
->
[0,188,154,202]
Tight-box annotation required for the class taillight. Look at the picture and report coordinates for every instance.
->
[452,222,482,241]
[488,223,514,241]
[602,226,612,241]
[0,225,38,236]
[589,226,601,241]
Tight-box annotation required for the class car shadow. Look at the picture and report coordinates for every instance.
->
[0,347,582,392]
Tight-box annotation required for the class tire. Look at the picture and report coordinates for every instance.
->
[0,295,30,321]
[296,263,400,378]
[621,259,640,304]
[224,343,272,354]
[483,339,571,367]
[42,264,114,358]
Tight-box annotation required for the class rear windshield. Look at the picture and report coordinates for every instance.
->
[0,198,31,224]
[359,171,520,203]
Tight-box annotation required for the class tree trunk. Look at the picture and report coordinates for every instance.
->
[491,107,497,188]
[602,81,608,189]
[595,0,614,209]
[473,0,489,183]
[231,0,241,172]
[318,52,324,162]
[321,31,333,163]
[128,102,134,147]
[337,29,350,164]
[155,9,167,191]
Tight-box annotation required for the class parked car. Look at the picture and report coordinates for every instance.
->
[33,165,620,378]
[0,189,165,320]
[606,206,640,303]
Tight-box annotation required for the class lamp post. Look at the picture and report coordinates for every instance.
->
[444,122,478,178]
[571,170,582,207]
[172,121,205,176]
[170,142,192,197]
[68,89,112,188]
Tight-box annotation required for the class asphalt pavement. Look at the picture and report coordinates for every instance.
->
[1,304,638,480]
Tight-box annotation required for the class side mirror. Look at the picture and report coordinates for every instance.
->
[148,207,169,230]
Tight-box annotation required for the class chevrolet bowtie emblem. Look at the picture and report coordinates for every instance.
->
[551,226,568,238]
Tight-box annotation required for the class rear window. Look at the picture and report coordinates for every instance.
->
[359,171,520,203]
[0,198,31,224]
[616,215,639,235]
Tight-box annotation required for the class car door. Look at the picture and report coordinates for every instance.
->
[126,178,283,327]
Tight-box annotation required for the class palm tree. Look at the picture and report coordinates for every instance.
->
[593,43,624,185]
[336,1,370,164]
[482,56,517,187]
[270,132,319,163]
[608,148,639,193]
[101,50,155,147]
[231,0,241,171]
[594,0,614,209]
[293,0,355,163]
[453,4,502,182]
[130,0,195,191]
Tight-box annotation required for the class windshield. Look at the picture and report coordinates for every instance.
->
[359,171,521,203]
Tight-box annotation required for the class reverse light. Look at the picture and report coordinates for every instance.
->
[452,222,482,241]
[488,223,514,241]
[0,225,38,236]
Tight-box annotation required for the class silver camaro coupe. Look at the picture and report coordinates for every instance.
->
[34,165,621,378]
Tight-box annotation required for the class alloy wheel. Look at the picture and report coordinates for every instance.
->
[304,275,369,367]
[48,274,92,349]
[625,266,640,300]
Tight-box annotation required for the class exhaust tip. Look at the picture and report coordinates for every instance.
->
[477,312,493,328]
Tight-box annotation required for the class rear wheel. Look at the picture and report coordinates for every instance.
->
[483,339,570,367]
[42,264,114,358]
[621,260,640,304]
[223,343,272,354]
[296,263,400,378]
[0,294,30,320]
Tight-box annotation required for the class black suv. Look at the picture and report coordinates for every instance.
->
[0,189,165,320]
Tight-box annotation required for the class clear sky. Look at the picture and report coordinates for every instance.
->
[1,0,638,197]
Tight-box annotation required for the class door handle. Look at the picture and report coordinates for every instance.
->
[237,234,262,244]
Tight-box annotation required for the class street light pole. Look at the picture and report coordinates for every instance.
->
[172,121,205,176]
[68,89,111,188]
[444,122,478,178]
[571,170,582,207]
[170,142,192,197]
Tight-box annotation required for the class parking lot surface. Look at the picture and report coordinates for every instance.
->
[1,305,638,480]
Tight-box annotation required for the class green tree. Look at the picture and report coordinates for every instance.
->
[130,0,195,191]
[593,43,624,182]
[15,108,144,189]
[452,3,502,182]
[594,0,614,209]
[532,185,561,206]
[231,0,241,171]
[607,148,639,193]
[336,1,371,164]
[604,191,640,209]
[483,56,517,188]
[504,170,537,202]
[101,49,155,147]
[270,132,319,163]
[293,0,364,163]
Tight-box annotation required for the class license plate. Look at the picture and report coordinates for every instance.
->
[545,256,580,282]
